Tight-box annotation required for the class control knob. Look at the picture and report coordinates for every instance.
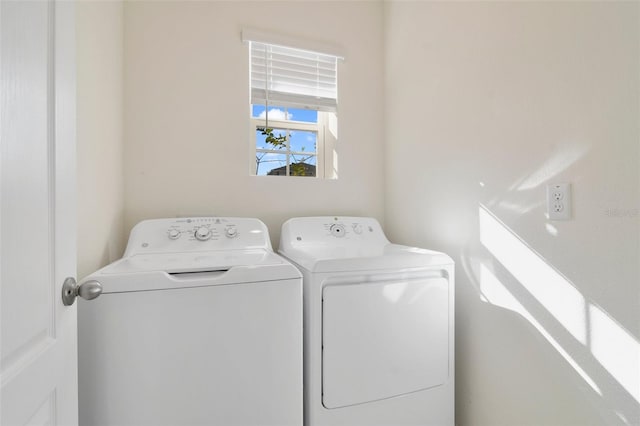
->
[225,227,238,238]
[194,226,212,241]
[330,224,346,238]
[167,229,181,240]
[352,224,363,234]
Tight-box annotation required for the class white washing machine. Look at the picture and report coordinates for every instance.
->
[77,217,303,426]
[279,217,454,426]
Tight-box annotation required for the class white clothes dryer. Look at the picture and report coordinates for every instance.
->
[78,217,302,426]
[279,217,454,426]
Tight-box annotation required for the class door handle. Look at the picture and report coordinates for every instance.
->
[61,277,102,306]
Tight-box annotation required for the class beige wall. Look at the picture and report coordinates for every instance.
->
[76,0,125,279]
[76,2,639,424]
[123,1,385,247]
[384,2,639,425]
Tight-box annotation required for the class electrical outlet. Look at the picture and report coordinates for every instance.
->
[547,183,571,220]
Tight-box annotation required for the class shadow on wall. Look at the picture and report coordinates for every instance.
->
[459,204,639,425]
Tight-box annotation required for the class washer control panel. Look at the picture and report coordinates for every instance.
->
[280,216,389,251]
[124,217,271,256]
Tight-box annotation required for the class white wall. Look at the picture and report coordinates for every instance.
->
[384,2,639,425]
[76,0,125,279]
[123,0,385,246]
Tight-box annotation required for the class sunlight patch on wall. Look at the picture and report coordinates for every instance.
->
[479,204,640,412]
[497,200,542,215]
[513,145,587,191]
[479,263,602,395]
[590,304,640,403]
[479,205,587,344]
[545,223,558,236]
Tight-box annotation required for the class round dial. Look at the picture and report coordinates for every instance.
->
[225,227,238,238]
[330,224,346,238]
[194,226,212,241]
[352,224,363,234]
[167,229,181,240]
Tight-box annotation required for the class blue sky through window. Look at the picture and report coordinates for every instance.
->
[253,105,318,177]
[252,105,317,123]
[289,130,316,152]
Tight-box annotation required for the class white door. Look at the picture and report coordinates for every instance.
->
[322,276,449,409]
[1,1,78,425]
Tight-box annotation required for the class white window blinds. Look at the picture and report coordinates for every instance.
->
[250,41,339,112]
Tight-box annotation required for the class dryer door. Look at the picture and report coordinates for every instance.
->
[322,274,449,409]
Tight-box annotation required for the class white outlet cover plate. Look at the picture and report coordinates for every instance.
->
[547,183,571,220]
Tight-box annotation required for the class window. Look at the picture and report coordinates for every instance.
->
[245,36,341,178]
[252,105,321,177]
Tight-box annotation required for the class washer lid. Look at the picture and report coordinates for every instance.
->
[85,249,301,293]
[100,249,282,275]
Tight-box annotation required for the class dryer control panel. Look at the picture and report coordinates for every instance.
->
[279,217,389,252]
[124,217,272,256]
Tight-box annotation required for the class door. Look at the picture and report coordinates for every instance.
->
[1,1,78,425]
[322,275,449,409]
